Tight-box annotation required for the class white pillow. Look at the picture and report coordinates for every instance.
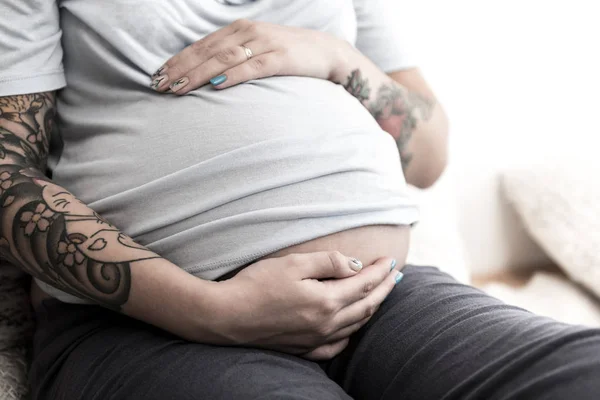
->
[502,159,600,298]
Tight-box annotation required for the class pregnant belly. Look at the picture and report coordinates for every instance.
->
[31,225,410,305]
[217,224,411,281]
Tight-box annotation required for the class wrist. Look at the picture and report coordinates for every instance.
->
[328,37,359,84]
[187,278,231,343]
[124,259,234,344]
[188,278,245,345]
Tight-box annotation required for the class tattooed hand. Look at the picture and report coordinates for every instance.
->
[149,19,347,94]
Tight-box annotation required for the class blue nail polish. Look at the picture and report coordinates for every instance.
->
[395,272,404,284]
[390,259,397,271]
[210,75,227,86]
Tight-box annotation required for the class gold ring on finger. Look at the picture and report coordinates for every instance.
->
[241,45,254,60]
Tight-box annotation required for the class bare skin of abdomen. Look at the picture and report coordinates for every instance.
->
[31,225,410,305]
[226,224,410,279]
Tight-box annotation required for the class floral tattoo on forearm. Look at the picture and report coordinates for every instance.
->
[0,93,158,310]
[344,69,435,170]
[344,70,372,103]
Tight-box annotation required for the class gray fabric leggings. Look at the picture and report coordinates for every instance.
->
[29,266,600,399]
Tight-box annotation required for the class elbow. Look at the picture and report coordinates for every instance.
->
[407,117,450,189]
[410,154,448,189]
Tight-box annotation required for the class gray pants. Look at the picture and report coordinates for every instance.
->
[29,266,600,399]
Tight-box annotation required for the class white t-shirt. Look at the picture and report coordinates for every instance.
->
[0,0,418,303]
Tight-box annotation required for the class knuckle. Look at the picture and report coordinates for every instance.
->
[327,251,345,273]
[248,57,265,72]
[167,65,183,80]
[205,41,218,51]
[190,40,204,51]
[215,48,237,64]
[315,323,332,339]
[203,41,219,56]
[327,250,344,265]
[363,301,377,319]
[362,279,375,298]
[319,294,337,315]
[233,18,251,30]
[246,22,262,35]
[301,310,318,327]
[191,41,209,57]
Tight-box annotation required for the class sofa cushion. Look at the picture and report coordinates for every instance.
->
[502,159,600,299]
[0,263,33,400]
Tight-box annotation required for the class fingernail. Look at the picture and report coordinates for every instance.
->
[210,74,227,86]
[152,65,168,77]
[395,272,404,285]
[349,258,363,272]
[169,77,189,92]
[150,75,169,90]
[390,259,397,271]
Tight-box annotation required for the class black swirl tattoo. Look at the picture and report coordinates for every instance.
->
[0,93,158,310]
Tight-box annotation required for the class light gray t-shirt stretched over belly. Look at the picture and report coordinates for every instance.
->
[0,0,419,303]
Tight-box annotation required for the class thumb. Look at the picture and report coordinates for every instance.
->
[294,251,363,280]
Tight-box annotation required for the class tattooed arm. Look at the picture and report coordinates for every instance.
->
[0,92,225,341]
[332,45,449,188]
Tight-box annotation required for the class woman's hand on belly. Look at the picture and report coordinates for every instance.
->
[149,19,347,94]
[211,251,402,361]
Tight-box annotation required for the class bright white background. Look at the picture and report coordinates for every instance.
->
[395,0,600,274]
